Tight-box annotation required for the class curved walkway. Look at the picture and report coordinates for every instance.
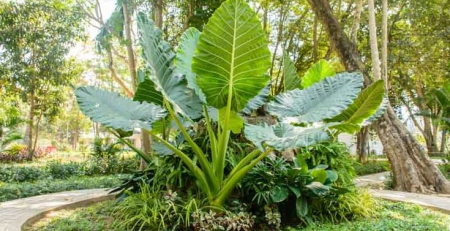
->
[0,189,113,231]
[0,173,449,231]
[356,171,450,215]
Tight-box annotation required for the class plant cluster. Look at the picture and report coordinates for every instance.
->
[74,0,386,229]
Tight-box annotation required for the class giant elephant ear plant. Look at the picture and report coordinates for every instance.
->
[75,0,385,207]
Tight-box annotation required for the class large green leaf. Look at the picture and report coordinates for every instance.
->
[310,169,327,184]
[137,13,203,119]
[362,97,389,126]
[271,186,290,203]
[219,108,244,134]
[267,72,364,123]
[305,182,331,197]
[175,28,206,103]
[244,123,331,151]
[75,86,166,131]
[296,197,308,218]
[241,83,271,114]
[301,59,335,89]
[133,78,163,106]
[283,52,301,91]
[192,0,271,111]
[328,80,385,124]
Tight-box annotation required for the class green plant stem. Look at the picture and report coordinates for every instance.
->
[224,149,261,184]
[163,101,219,194]
[149,130,213,200]
[212,148,274,207]
[109,129,151,164]
[203,106,218,170]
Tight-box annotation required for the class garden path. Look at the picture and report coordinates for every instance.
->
[0,189,113,231]
[355,171,450,215]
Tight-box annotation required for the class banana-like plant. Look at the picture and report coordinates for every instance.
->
[75,0,385,207]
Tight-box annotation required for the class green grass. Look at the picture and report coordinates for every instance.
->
[296,200,450,231]
[24,199,450,231]
[24,200,122,231]
[0,175,125,202]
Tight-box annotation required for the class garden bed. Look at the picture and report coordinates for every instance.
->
[24,199,450,231]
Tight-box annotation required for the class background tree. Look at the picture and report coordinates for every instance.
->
[307,0,450,193]
[0,0,85,159]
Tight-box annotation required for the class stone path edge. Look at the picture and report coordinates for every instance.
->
[21,193,116,230]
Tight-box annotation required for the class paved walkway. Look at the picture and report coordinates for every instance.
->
[355,171,450,214]
[0,189,113,231]
[0,172,449,231]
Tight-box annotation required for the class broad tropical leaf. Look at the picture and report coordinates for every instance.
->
[219,108,244,134]
[305,182,330,197]
[175,28,206,103]
[241,83,271,114]
[362,97,389,126]
[301,59,335,89]
[328,80,385,124]
[192,0,271,111]
[75,86,167,131]
[244,123,331,151]
[267,72,364,123]
[137,13,203,119]
[283,52,301,91]
[326,80,385,133]
[133,78,164,106]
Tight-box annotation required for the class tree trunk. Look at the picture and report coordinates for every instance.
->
[307,0,450,193]
[351,0,363,44]
[263,0,268,32]
[26,90,35,160]
[357,126,370,163]
[368,0,381,81]
[153,0,163,28]
[123,1,137,91]
[313,15,318,62]
[381,0,388,89]
[441,130,447,153]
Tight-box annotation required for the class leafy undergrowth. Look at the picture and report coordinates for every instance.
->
[353,160,390,176]
[296,200,450,231]
[24,199,450,231]
[0,175,124,202]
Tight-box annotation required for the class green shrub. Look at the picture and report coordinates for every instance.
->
[45,161,86,179]
[242,155,351,226]
[0,165,48,183]
[299,141,356,185]
[353,161,390,176]
[308,190,377,224]
[0,175,123,202]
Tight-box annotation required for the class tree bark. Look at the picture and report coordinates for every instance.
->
[153,0,163,28]
[313,15,318,62]
[307,0,450,193]
[381,0,388,89]
[351,0,363,44]
[357,126,370,163]
[441,130,447,153]
[123,1,137,90]
[368,0,381,81]
[26,88,35,160]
